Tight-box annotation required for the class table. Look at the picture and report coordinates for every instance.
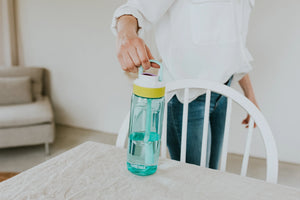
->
[0,142,299,200]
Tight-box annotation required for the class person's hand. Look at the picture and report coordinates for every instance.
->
[117,31,159,73]
[242,95,259,128]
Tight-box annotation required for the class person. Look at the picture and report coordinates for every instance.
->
[111,0,259,169]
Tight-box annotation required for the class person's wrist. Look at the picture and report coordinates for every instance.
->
[117,16,138,38]
[118,29,137,39]
[247,94,259,108]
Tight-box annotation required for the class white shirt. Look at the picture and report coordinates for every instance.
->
[112,0,255,102]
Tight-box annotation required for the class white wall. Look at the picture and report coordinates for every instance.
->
[16,0,300,164]
[228,0,300,164]
[16,0,131,134]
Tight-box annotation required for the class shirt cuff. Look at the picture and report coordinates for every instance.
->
[111,5,147,37]
[234,62,253,81]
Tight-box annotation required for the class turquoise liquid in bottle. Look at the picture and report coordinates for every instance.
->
[127,131,160,176]
[127,94,164,176]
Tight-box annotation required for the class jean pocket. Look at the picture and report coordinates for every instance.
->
[189,0,237,45]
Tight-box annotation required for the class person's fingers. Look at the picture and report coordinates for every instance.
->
[242,114,249,128]
[131,65,138,73]
[136,43,151,70]
[243,119,257,128]
[128,47,141,67]
[145,45,154,59]
[145,45,160,69]
[242,114,251,123]
[123,52,137,73]
[117,51,127,71]
[117,37,158,72]
[245,124,257,129]
[242,119,248,124]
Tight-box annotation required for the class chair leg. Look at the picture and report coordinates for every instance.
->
[45,143,50,155]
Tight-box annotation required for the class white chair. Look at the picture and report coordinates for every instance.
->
[116,79,278,183]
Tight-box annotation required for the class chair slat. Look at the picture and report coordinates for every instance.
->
[180,88,189,163]
[161,95,169,158]
[241,117,255,176]
[220,98,233,171]
[200,90,211,167]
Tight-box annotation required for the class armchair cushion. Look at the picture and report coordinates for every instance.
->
[0,67,43,100]
[0,77,32,105]
[0,97,54,128]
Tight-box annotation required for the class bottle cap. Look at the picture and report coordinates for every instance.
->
[133,60,165,98]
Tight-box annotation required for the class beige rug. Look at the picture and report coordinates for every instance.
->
[0,172,19,182]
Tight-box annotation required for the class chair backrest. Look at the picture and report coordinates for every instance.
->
[117,79,278,183]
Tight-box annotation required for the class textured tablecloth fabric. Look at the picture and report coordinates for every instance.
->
[0,141,299,200]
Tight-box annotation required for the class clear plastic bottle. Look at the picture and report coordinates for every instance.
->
[127,60,165,176]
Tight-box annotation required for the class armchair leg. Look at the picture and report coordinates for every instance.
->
[45,143,50,155]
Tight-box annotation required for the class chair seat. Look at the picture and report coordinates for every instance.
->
[0,97,53,128]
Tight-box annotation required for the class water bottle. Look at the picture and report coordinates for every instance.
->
[127,60,165,176]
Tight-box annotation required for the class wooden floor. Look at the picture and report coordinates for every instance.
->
[0,172,19,182]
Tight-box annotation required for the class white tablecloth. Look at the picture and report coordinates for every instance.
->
[0,141,299,200]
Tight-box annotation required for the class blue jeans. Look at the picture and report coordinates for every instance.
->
[167,78,232,169]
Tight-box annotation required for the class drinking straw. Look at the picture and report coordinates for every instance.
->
[144,98,154,164]
[144,98,152,142]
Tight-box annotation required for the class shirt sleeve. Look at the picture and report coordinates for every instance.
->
[111,0,174,36]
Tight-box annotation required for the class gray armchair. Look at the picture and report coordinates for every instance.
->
[0,67,55,154]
